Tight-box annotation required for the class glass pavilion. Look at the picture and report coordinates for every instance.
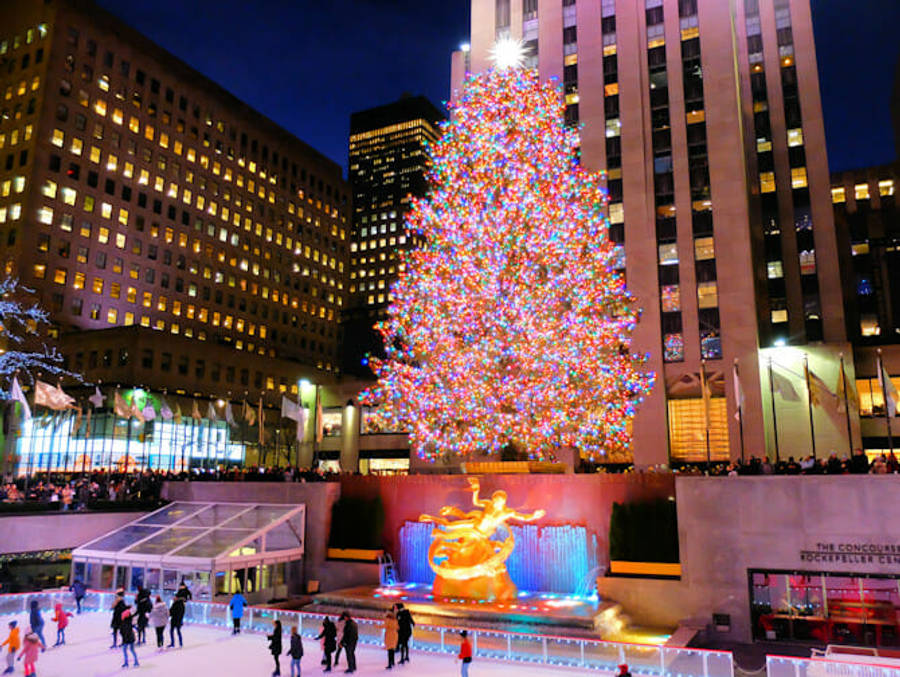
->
[71,502,305,602]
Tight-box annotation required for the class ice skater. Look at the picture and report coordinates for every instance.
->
[383,609,398,670]
[118,607,139,668]
[315,617,336,672]
[27,601,45,652]
[267,619,282,676]
[149,596,169,649]
[1,621,19,675]
[17,629,45,677]
[396,603,414,664]
[69,578,86,614]
[135,588,152,645]
[340,611,358,674]
[168,596,185,648]
[51,602,72,646]
[285,625,303,677]
[457,630,472,677]
[228,591,247,635]
[110,589,126,649]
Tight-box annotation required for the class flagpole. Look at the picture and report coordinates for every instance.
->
[24,373,39,490]
[205,402,212,473]
[803,355,817,460]
[878,349,894,453]
[839,353,853,456]
[63,406,74,474]
[734,359,745,464]
[701,360,711,469]
[768,358,780,463]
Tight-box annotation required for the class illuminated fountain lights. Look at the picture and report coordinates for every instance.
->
[360,65,654,462]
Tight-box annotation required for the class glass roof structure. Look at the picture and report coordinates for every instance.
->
[72,502,305,571]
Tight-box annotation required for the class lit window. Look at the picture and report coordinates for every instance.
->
[878,179,894,197]
[799,249,816,275]
[771,309,788,323]
[92,277,104,294]
[115,232,126,249]
[790,167,808,189]
[664,333,684,362]
[112,108,123,125]
[73,272,85,289]
[767,260,784,279]
[658,243,678,265]
[33,264,46,279]
[53,268,67,285]
[118,208,128,226]
[855,183,870,200]
[94,99,107,116]
[98,75,109,92]
[61,186,77,205]
[89,146,101,163]
[98,227,109,244]
[787,128,804,147]
[661,285,680,312]
[38,206,53,224]
[760,172,776,193]
[694,237,715,261]
[831,187,846,203]
[107,308,118,324]
[697,281,718,308]
[101,202,112,219]
[83,195,94,212]
[605,118,621,138]
[685,109,705,125]
[106,154,117,171]
[51,128,64,147]
[756,137,772,153]
[69,137,83,156]
[41,180,57,199]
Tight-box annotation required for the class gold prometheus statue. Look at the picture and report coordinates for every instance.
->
[419,477,545,601]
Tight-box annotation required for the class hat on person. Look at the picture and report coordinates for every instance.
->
[618,664,629,671]
[460,630,468,637]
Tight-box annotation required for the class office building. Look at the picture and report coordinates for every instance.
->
[455,0,849,465]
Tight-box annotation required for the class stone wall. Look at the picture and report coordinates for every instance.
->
[0,511,144,554]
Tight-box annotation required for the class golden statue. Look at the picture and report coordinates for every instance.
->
[419,477,545,601]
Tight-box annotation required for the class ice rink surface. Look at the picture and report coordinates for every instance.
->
[10,611,592,677]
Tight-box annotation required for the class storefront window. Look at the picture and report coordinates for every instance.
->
[360,407,408,435]
[321,408,342,437]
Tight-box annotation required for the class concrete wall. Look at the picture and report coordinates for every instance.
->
[0,511,144,554]
[604,476,900,643]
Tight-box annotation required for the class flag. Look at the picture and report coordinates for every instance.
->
[71,407,83,437]
[881,359,899,417]
[10,376,31,420]
[34,380,75,410]
[732,360,744,422]
[142,402,156,421]
[173,402,183,424]
[772,368,800,402]
[191,400,202,421]
[207,401,217,422]
[85,407,92,436]
[131,397,145,424]
[225,401,236,426]
[281,395,301,421]
[114,391,132,418]
[316,397,323,443]
[836,363,859,413]
[242,400,257,426]
[160,398,174,421]
[257,397,264,445]
[805,363,833,408]
[88,386,106,409]
[296,405,308,442]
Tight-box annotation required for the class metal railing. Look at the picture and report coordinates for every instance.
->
[0,591,733,676]
[766,654,900,677]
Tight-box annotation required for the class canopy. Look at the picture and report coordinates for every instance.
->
[72,501,305,571]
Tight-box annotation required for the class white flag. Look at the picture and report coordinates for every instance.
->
[88,386,106,409]
[207,401,218,422]
[772,369,800,402]
[733,361,744,422]
[160,398,174,421]
[225,401,235,426]
[296,406,308,442]
[281,395,301,421]
[10,376,31,420]
[881,358,900,417]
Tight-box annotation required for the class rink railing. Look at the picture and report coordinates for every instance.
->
[766,654,900,677]
[0,590,734,675]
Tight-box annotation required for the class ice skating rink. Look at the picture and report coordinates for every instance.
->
[17,612,591,676]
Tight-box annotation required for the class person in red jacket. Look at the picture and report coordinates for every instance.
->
[457,630,472,677]
[51,603,72,646]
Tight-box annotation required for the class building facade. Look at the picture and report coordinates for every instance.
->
[456,0,849,465]
[343,96,444,375]
[0,0,352,470]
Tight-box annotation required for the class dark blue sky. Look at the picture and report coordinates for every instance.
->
[99,0,897,174]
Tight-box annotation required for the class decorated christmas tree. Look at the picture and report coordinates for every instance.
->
[360,62,654,462]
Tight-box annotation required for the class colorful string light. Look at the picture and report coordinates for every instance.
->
[359,67,655,462]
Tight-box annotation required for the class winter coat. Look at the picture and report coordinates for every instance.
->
[19,633,42,663]
[69,580,86,599]
[149,601,169,628]
[268,628,282,656]
[286,633,303,659]
[136,591,152,629]
[175,584,192,601]
[28,602,43,631]
[52,604,71,630]
[228,593,247,619]
[111,599,126,630]
[397,608,414,638]
[169,598,185,628]
[1,626,20,652]
[383,613,399,650]
[118,610,136,644]
[342,618,358,647]
[316,620,336,653]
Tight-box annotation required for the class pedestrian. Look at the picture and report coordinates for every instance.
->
[285,625,303,677]
[149,596,169,649]
[27,600,45,652]
[135,588,152,645]
[333,612,345,667]
[17,629,44,677]
[109,589,126,649]
[1,621,19,675]
[51,602,72,646]
[176,580,193,601]
[228,590,247,635]
[69,577,86,614]
[396,603,414,664]
[383,609,398,670]
[341,611,358,674]
[118,607,139,668]
[168,596,185,648]
[315,617,337,672]
[618,663,632,677]
[267,619,283,677]
[457,630,472,677]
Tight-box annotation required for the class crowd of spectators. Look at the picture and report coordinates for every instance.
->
[711,449,900,476]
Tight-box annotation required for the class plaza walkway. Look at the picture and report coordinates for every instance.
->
[16,611,590,677]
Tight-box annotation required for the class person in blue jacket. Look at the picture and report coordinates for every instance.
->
[69,578,86,614]
[228,591,247,635]
[27,601,46,652]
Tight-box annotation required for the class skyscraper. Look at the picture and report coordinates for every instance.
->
[455,0,848,465]
[344,95,444,375]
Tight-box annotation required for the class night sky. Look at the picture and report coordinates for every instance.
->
[98,0,897,174]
